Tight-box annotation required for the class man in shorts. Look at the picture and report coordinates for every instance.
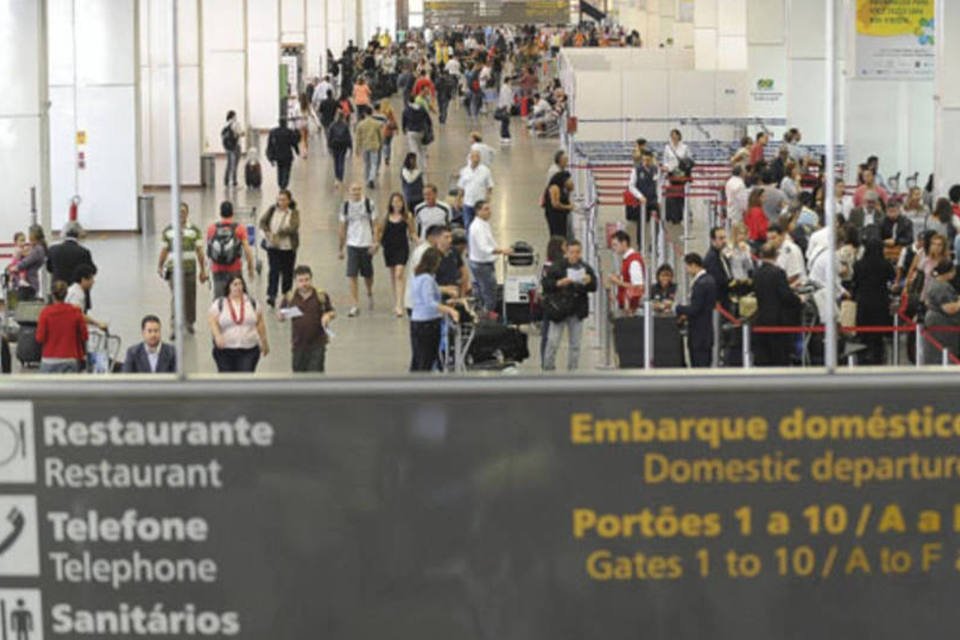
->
[338,182,378,316]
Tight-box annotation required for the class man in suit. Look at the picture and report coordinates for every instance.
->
[752,243,803,366]
[265,117,300,190]
[122,315,176,374]
[46,221,95,286]
[703,226,732,308]
[847,190,884,243]
[675,253,718,368]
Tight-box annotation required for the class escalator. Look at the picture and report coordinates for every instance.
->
[579,0,606,22]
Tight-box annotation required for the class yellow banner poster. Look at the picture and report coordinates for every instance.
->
[855,0,934,79]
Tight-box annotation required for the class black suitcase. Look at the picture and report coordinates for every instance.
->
[15,324,42,367]
[469,320,529,364]
[245,159,262,189]
[613,315,685,368]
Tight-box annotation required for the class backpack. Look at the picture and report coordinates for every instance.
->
[221,124,239,152]
[208,222,242,265]
[342,199,375,231]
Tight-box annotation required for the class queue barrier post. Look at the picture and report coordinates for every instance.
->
[893,314,900,366]
[944,348,950,367]
[711,308,720,367]
[915,324,924,367]
[741,323,751,369]
[643,301,653,370]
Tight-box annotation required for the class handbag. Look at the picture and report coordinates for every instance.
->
[543,291,575,322]
[839,299,857,328]
[421,124,434,146]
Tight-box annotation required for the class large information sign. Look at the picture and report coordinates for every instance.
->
[424,0,568,26]
[855,0,935,79]
[2,377,960,638]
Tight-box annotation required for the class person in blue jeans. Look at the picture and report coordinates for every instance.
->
[410,247,460,371]
[467,201,513,317]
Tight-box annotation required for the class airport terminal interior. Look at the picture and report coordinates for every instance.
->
[2,0,960,376]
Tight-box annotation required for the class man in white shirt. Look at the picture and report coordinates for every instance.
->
[468,201,512,315]
[767,223,806,286]
[66,264,108,331]
[312,75,334,114]
[725,165,748,223]
[414,184,452,239]
[457,150,494,230]
[337,183,378,317]
[445,57,461,79]
[467,132,495,167]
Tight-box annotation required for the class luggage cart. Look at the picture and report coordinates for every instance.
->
[234,205,262,276]
[501,241,539,326]
[86,328,123,373]
[441,311,478,374]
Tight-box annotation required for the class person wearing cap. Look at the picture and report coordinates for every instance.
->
[46,220,96,312]
[923,260,960,364]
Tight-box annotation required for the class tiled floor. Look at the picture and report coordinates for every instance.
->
[26,98,706,376]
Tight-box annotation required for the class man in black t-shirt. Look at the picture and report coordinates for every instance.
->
[435,227,470,298]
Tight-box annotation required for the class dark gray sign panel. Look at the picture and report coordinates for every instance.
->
[0,377,959,638]
[424,0,569,26]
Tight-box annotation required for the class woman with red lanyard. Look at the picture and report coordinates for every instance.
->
[208,276,269,372]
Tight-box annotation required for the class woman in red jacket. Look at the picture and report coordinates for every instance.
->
[36,280,88,373]
[744,187,769,250]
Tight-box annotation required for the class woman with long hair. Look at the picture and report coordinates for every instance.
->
[852,239,895,364]
[744,187,768,248]
[378,100,398,166]
[259,189,300,306]
[907,231,948,302]
[401,152,425,211]
[14,224,47,300]
[375,192,417,317]
[409,247,460,371]
[538,235,567,360]
[208,276,269,372]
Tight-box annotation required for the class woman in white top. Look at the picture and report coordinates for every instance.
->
[663,129,692,224]
[780,161,801,202]
[209,276,269,373]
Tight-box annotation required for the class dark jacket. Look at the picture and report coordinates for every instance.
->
[46,238,94,284]
[326,120,352,152]
[402,103,431,133]
[703,246,731,304]
[542,258,598,320]
[675,271,718,351]
[633,164,659,208]
[852,249,895,326]
[753,261,802,326]
[122,342,177,374]
[881,215,914,247]
[847,207,883,230]
[266,125,300,164]
[318,98,339,127]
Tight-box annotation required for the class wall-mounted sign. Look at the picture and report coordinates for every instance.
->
[855,0,934,80]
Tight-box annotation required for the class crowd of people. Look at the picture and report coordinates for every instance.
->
[7,21,960,375]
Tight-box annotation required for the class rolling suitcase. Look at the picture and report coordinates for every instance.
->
[245,158,262,189]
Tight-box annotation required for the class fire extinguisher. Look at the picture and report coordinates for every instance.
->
[69,195,81,222]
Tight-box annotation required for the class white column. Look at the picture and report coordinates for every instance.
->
[784,0,846,147]
[201,0,246,154]
[0,0,47,239]
[49,0,138,231]
[306,0,326,77]
[326,0,347,62]
[140,0,201,186]
[935,0,960,195]
[746,0,785,132]
[693,0,717,70]
[247,0,281,129]
[281,0,305,44]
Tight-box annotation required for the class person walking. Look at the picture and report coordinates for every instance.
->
[121,315,177,373]
[206,201,255,298]
[410,247,460,372]
[436,68,457,124]
[259,189,300,307]
[541,239,597,371]
[278,265,336,373]
[401,152,425,212]
[543,169,574,239]
[356,106,384,189]
[852,239,895,365]
[221,110,245,187]
[327,111,353,189]
[414,184,453,239]
[35,280,88,373]
[378,100,398,166]
[157,202,208,336]
[376,192,417,317]
[457,150,494,230]
[208,275,269,372]
[266,117,300,189]
[495,75,514,143]
[316,90,339,154]
[402,94,431,170]
[338,183,378,317]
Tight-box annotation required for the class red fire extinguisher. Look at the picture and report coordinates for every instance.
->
[69,195,81,222]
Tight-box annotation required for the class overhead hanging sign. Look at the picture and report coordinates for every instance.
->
[423,0,568,26]
[855,0,935,79]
